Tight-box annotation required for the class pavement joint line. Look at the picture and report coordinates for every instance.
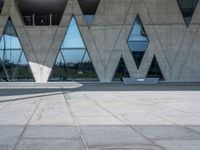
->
[83,93,166,150]
[152,101,194,115]
[0,91,35,111]
[147,111,200,135]
[182,126,200,137]
[144,100,198,124]
[88,144,164,149]
[146,137,200,141]
[12,88,46,150]
[0,94,52,103]
[63,91,71,100]
[61,88,89,150]
[146,111,177,125]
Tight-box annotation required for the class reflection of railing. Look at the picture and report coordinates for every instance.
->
[23,14,61,26]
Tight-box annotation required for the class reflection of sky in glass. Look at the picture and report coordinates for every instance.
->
[57,49,89,64]
[61,17,85,49]
[50,17,97,81]
[3,51,22,64]
[0,19,34,82]
[84,15,95,26]
[57,16,91,64]
[0,51,3,60]
[128,42,149,52]
[128,16,148,42]
[0,35,21,49]
[0,20,27,64]
[128,15,149,52]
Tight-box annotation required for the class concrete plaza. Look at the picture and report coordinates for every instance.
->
[0,83,200,150]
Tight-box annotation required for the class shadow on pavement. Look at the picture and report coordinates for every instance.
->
[0,83,200,97]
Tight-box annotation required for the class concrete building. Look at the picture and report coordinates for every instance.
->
[0,0,200,83]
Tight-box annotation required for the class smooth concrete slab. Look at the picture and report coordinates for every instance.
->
[23,126,80,139]
[89,146,162,150]
[16,139,85,150]
[29,94,75,126]
[75,116,123,125]
[154,140,200,150]
[133,125,200,140]
[188,126,200,135]
[67,98,113,117]
[0,102,10,111]
[0,126,24,150]
[0,98,40,125]
[80,126,151,148]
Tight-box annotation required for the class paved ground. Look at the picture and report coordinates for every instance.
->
[0,83,200,150]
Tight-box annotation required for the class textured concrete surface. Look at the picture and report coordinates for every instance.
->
[0,83,200,149]
[1,0,200,82]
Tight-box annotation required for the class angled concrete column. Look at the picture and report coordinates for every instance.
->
[44,0,106,82]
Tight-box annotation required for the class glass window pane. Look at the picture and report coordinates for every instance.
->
[84,15,95,26]
[146,56,164,80]
[61,17,85,49]
[177,0,199,27]
[61,49,85,64]
[78,0,100,25]
[113,57,130,81]
[128,15,149,69]
[49,16,98,81]
[0,18,35,82]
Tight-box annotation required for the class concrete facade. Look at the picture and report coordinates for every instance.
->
[0,0,200,83]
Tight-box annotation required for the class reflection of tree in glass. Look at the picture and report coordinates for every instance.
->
[49,16,98,82]
[50,59,98,81]
[0,18,34,82]
[0,59,34,81]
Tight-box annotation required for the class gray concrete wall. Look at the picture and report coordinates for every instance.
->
[0,0,200,83]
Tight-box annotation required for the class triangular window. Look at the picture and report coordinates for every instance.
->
[78,0,100,26]
[113,57,130,81]
[146,56,164,80]
[128,15,149,69]
[49,16,98,81]
[0,18,35,82]
[177,0,199,27]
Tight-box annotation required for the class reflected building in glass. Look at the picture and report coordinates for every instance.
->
[128,15,149,69]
